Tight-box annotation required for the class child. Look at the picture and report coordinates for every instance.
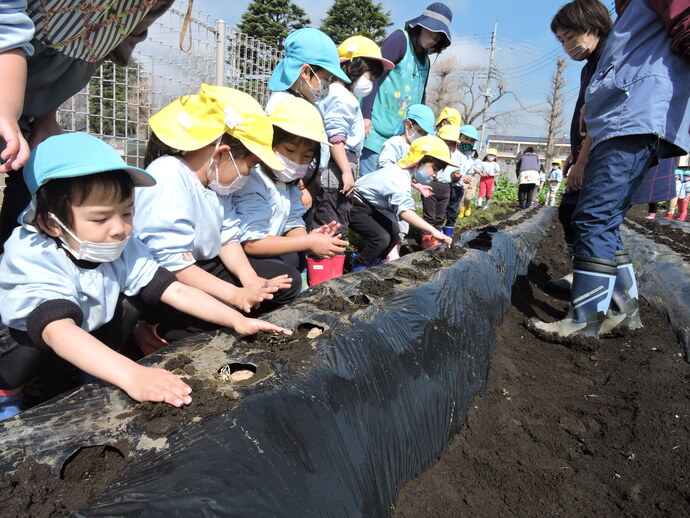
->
[665,169,683,219]
[266,28,350,111]
[546,158,563,206]
[441,124,479,236]
[313,35,393,233]
[435,106,462,131]
[233,96,348,284]
[458,149,481,219]
[0,133,290,420]
[676,171,689,222]
[420,123,458,248]
[349,135,456,269]
[477,148,500,209]
[133,85,299,343]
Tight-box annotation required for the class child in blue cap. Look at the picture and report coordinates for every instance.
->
[0,133,289,421]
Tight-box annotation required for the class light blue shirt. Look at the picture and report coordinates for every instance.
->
[448,150,473,186]
[584,0,690,155]
[378,135,409,169]
[233,165,306,241]
[134,155,241,272]
[480,161,500,177]
[0,226,158,332]
[354,164,416,218]
[549,168,563,182]
[318,82,365,158]
[0,0,34,55]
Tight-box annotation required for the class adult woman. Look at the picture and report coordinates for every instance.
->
[359,3,453,174]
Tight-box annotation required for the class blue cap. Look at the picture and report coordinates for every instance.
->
[397,104,436,135]
[21,133,155,224]
[460,124,479,141]
[268,28,351,92]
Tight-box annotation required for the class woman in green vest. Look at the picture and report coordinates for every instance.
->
[359,3,453,174]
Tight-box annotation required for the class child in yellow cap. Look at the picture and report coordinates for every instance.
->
[232,96,349,287]
[349,135,456,270]
[312,35,394,236]
[435,107,462,131]
[133,85,299,346]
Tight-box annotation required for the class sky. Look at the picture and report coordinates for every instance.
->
[191,0,618,139]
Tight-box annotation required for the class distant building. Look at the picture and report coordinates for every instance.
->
[486,135,571,183]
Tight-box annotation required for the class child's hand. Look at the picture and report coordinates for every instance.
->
[231,283,281,313]
[436,233,453,246]
[123,365,192,407]
[413,183,434,198]
[312,220,342,237]
[0,115,29,173]
[234,318,292,336]
[251,274,292,292]
[340,171,355,196]
[308,233,348,258]
[300,187,312,209]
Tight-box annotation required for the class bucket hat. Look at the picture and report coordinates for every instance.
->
[405,3,453,51]
[149,84,284,171]
[338,35,394,70]
[21,132,155,225]
[266,96,330,145]
[397,104,436,136]
[436,107,462,127]
[268,28,351,92]
[398,135,459,169]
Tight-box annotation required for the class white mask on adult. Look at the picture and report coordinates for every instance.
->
[49,212,130,262]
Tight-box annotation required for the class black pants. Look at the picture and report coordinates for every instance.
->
[518,183,537,209]
[0,169,31,253]
[0,295,142,390]
[349,196,399,265]
[312,187,352,234]
[145,256,302,342]
[422,180,451,229]
[443,184,465,227]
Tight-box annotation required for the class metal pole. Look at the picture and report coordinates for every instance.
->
[215,19,226,86]
[478,22,497,154]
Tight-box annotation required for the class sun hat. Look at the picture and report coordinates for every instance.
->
[435,107,462,127]
[551,158,562,166]
[405,3,453,51]
[149,84,284,171]
[398,135,459,169]
[268,28,351,92]
[437,123,460,142]
[459,124,479,141]
[266,96,330,146]
[337,35,394,70]
[396,104,436,136]
[487,148,498,156]
[21,132,155,225]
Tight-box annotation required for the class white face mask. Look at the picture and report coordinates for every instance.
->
[206,144,248,195]
[274,152,310,182]
[352,76,373,98]
[405,123,421,143]
[49,212,130,263]
[302,66,330,103]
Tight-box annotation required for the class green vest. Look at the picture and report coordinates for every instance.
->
[364,32,430,154]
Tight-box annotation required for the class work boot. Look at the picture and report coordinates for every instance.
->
[527,256,617,343]
[599,250,643,334]
[442,226,454,237]
[0,388,23,421]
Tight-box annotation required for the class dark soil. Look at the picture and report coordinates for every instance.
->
[392,215,690,518]
[358,277,403,297]
[626,204,689,259]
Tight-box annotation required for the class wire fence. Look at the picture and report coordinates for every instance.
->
[56,6,283,168]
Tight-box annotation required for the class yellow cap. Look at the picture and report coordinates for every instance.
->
[487,148,498,156]
[149,84,284,171]
[435,107,462,127]
[338,35,395,70]
[437,123,460,142]
[552,158,562,166]
[398,135,459,169]
[266,96,330,146]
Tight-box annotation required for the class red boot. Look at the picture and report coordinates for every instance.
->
[133,323,169,356]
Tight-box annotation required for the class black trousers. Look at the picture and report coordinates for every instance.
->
[443,184,465,226]
[349,196,399,265]
[0,169,31,253]
[422,180,451,229]
[145,256,302,342]
[518,183,537,208]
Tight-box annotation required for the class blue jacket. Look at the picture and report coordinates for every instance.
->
[585,0,690,156]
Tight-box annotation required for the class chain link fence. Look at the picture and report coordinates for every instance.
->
[56,6,283,168]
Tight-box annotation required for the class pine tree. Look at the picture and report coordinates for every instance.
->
[320,0,392,45]
[239,0,311,49]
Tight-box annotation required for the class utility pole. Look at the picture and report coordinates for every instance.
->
[478,22,497,154]
[544,58,567,166]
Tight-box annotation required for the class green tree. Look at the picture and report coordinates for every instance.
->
[320,0,392,45]
[239,0,311,49]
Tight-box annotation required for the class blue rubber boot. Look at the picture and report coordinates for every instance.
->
[527,256,617,342]
[600,250,642,334]
[0,389,24,421]
[351,253,381,272]
[442,226,454,237]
